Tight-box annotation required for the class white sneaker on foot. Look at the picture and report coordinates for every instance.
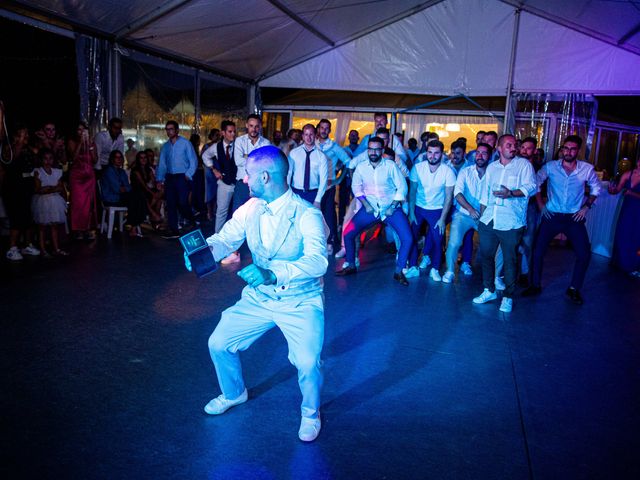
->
[460,262,473,276]
[429,268,442,282]
[334,247,346,259]
[298,416,321,442]
[220,252,241,265]
[6,247,23,261]
[442,271,455,283]
[499,297,513,313]
[21,244,40,256]
[419,255,431,270]
[204,388,248,415]
[402,266,420,278]
[473,289,498,304]
[494,276,506,291]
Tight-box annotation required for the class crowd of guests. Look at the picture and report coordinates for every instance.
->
[1,112,638,300]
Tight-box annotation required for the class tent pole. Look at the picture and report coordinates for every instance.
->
[503,8,521,134]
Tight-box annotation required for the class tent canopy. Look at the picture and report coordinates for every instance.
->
[5,0,640,95]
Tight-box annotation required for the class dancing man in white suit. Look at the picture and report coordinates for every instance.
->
[189,145,328,442]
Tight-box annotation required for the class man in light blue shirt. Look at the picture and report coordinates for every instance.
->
[156,120,197,238]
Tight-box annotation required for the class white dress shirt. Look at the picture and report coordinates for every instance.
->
[94,131,124,170]
[409,162,457,210]
[287,145,329,204]
[352,158,407,218]
[454,165,486,216]
[316,138,350,184]
[479,156,537,230]
[233,134,271,181]
[536,160,601,214]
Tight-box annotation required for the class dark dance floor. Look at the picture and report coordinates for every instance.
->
[2,227,639,479]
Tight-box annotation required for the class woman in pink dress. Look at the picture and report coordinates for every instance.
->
[67,122,98,240]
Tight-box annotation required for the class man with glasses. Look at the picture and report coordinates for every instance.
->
[336,137,413,286]
[523,135,600,305]
[156,120,197,239]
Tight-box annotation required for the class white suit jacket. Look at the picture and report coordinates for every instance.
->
[206,189,328,300]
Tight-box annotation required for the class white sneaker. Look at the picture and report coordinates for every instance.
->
[298,416,321,442]
[494,276,506,291]
[204,388,248,415]
[499,297,513,313]
[334,247,346,259]
[402,266,420,278]
[6,247,23,261]
[429,268,442,282]
[473,288,498,304]
[220,252,241,265]
[419,255,431,270]
[442,271,455,283]
[460,262,473,276]
[21,244,41,256]
[326,244,334,256]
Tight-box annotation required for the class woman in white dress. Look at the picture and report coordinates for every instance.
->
[32,148,68,256]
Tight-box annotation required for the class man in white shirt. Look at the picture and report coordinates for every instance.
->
[446,139,470,175]
[233,114,271,212]
[202,120,237,233]
[94,117,124,173]
[353,112,407,164]
[288,124,329,208]
[523,135,601,305]
[472,134,536,313]
[316,119,350,254]
[442,143,492,283]
[336,136,413,286]
[406,140,456,281]
[195,145,327,442]
[517,136,541,287]
[405,138,421,169]
[465,130,486,164]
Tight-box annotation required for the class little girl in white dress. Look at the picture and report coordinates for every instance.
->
[32,148,68,256]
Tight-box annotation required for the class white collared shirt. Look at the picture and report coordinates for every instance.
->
[454,165,486,216]
[409,162,456,210]
[479,156,537,230]
[316,138,350,182]
[94,131,124,170]
[202,140,234,168]
[287,145,329,203]
[352,158,407,215]
[233,134,271,181]
[537,160,601,214]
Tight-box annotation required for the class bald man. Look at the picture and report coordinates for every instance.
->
[192,146,328,442]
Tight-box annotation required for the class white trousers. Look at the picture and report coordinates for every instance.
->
[208,287,325,419]
[215,180,236,234]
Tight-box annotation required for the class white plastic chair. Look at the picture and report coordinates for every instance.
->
[98,183,128,239]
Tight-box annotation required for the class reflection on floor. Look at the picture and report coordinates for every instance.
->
[2,229,639,479]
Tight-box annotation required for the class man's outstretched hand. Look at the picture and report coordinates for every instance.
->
[238,264,276,287]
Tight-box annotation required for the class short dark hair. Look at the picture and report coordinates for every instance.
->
[451,140,466,151]
[287,128,297,139]
[476,142,493,156]
[165,120,179,130]
[368,136,384,147]
[108,117,123,127]
[220,120,235,131]
[522,136,537,147]
[408,138,418,147]
[427,140,444,152]
[564,135,583,148]
[208,128,220,140]
[302,123,316,133]
[246,113,262,122]
[497,134,515,146]
[38,147,54,162]
[317,118,331,128]
[477,130,486,136]
[484,131,498,141]
[376,127,390,136]
[383,147,395,158]
[374,112,388,120]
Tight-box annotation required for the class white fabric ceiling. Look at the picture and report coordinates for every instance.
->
[5,0,640,95]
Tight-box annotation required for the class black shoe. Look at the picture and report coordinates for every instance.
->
[566,287,583,305]
[161,230,180,239]
[517,274,530,288]
[335,265,357,276]
[522,285,542,297]
[393,272,409,286]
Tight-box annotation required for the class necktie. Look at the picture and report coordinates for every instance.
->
[303,149,312,191]
[225,144,231,162]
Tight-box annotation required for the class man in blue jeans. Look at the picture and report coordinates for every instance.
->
[156,120,197,239]
[523,135,601,305]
